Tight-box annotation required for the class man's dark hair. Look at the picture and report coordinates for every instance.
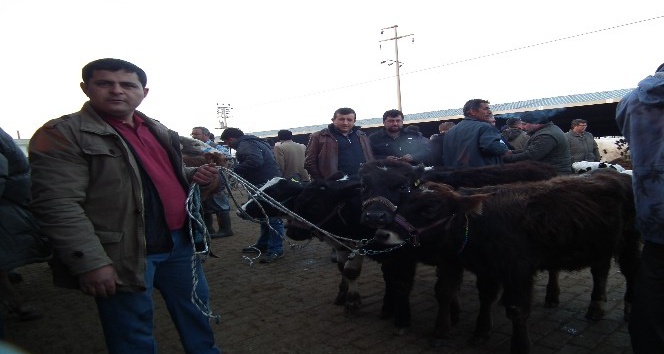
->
[405,125,420,132]
[462,99,490,116]
[506,118,521,128]
[277,129,293,141]
[193,126,211,136]
[657,62,664,72]
[333,107,356,118]
[571,119,588,127]
[382,109,403,121]
[220,127,244,141]
[82,58,148,87]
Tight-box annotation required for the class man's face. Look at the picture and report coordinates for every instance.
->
[80,70,148,121]
[191,128,207,142]
[332,113,356,134]
[572,123,588,134]
[223,137,238,148]
[469,103,493,121]
[383,116,403,133]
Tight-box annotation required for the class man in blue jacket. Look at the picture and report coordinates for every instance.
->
[443,99,510,168]
[220,128,285,263]
[616,62,664,354]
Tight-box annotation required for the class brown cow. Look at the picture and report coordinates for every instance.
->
[367,170,640,354]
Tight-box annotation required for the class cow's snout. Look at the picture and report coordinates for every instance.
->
[373,229,400,245]
[361,209,391,228]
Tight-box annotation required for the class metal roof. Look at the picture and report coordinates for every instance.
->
[251,88,633,138]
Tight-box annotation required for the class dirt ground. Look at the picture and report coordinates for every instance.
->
[3,199,634,354]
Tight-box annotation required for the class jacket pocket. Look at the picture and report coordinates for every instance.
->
[96,230,123,244]
[81,144,123,158]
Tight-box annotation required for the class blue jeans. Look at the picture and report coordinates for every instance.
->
[96,230,220,354]
[257,218,284,254]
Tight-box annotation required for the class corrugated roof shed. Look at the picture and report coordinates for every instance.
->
[251,88,633,138]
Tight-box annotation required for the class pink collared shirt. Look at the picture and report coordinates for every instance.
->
[106,114,187,230]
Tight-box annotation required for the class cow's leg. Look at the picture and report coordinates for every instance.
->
[381,258,417,335]
[380,261,395,319]
[507,305,531,354]
[544,269,561,308]
[617,231,641,322]
[469,275,501,344]
[333,249,350,306]
[342,254,364,317]
[430,265,464,347]
[586,260,610,320]
[502,276,533,354]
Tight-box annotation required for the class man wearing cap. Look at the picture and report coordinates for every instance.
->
[503,112,572,174]
[273,130,310,182]
[443,99,510,168]
[616,62,664,354]
[501,118,529,150]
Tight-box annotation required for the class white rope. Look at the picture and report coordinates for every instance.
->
[185,183,220,323]
[218,167,389,253]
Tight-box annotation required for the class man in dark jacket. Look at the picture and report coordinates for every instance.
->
[503,112,572,175]
[369,109,430,165]
[0,127,50,335]
[616,62,664,354]
[443,99,510,168]
[501,118,529,151]
[220,128,285,263]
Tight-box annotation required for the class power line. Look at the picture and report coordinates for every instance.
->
[405,14,664,76]
[238,15,664,110]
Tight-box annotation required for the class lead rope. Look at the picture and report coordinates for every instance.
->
[457,215,470,254]
[186,183,220,323]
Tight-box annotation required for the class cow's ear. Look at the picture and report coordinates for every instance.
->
[457,193,489,216]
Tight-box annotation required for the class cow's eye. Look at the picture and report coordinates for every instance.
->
[399,184,410,193]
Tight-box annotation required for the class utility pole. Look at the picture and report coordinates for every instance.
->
[379,25,414,112]
[216,103,232,130]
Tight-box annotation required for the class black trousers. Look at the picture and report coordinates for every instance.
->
[630,241,664,354]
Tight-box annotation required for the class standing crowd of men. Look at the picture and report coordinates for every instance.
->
[2,57,662,354]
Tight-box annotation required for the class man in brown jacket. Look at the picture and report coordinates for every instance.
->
[29,58,221,354]
[304,107,373,181]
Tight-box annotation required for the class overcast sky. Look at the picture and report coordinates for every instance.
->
[1,0,662,139]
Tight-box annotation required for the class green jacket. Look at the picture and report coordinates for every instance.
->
[565,130,600,163]
[29,102,195,291]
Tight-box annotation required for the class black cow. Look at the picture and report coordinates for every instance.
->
[285,174,379,317]
[237,177,306,220]
[361,160,558,228]
[365,171,640,354]
[361,159,572,308]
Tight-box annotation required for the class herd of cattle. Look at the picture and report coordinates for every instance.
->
[233,144,637,354]
[177,133,637,353]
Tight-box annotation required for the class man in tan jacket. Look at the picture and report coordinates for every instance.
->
[274,129,310,182]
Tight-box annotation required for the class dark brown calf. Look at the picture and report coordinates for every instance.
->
[370,171,640,354]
